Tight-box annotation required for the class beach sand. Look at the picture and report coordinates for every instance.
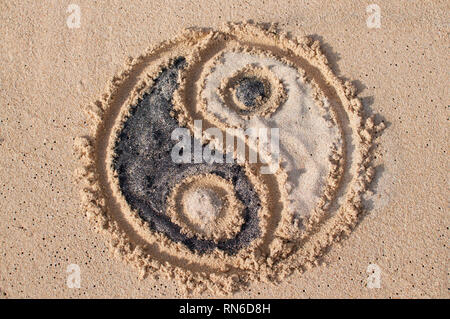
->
[0,0,448,298]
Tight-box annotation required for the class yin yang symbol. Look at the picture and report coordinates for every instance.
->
[75,22,383,293]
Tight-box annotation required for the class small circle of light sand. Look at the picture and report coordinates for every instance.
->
[166,173,246,241]
[183,187,223,225]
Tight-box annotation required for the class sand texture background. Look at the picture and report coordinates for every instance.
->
[0,0,448,298]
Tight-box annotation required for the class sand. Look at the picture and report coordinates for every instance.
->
[0,0,448,298]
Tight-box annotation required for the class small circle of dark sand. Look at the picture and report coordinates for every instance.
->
[234,77,267,108]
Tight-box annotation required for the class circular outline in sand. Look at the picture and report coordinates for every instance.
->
[166,173,246,242]
[74,22,384,294]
